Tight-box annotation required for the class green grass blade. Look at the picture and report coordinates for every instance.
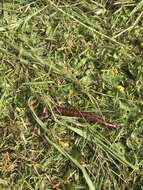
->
[65,125,138,171]
[130,0,143,16]
[28,97,95,190]
[45,136,95,190]
[47,0,129,49]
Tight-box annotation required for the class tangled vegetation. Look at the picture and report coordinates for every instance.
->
[0,1,143,189]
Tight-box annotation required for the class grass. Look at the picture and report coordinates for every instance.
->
[0,0,143,189]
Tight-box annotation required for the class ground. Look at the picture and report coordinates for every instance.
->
[0,0,143,190]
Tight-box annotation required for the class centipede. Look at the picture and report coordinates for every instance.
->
[42,105,120,129]
[31,98,120,129]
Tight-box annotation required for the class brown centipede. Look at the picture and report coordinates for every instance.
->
[43,105,120,129]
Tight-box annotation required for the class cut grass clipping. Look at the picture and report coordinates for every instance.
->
[0,0,143,189]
